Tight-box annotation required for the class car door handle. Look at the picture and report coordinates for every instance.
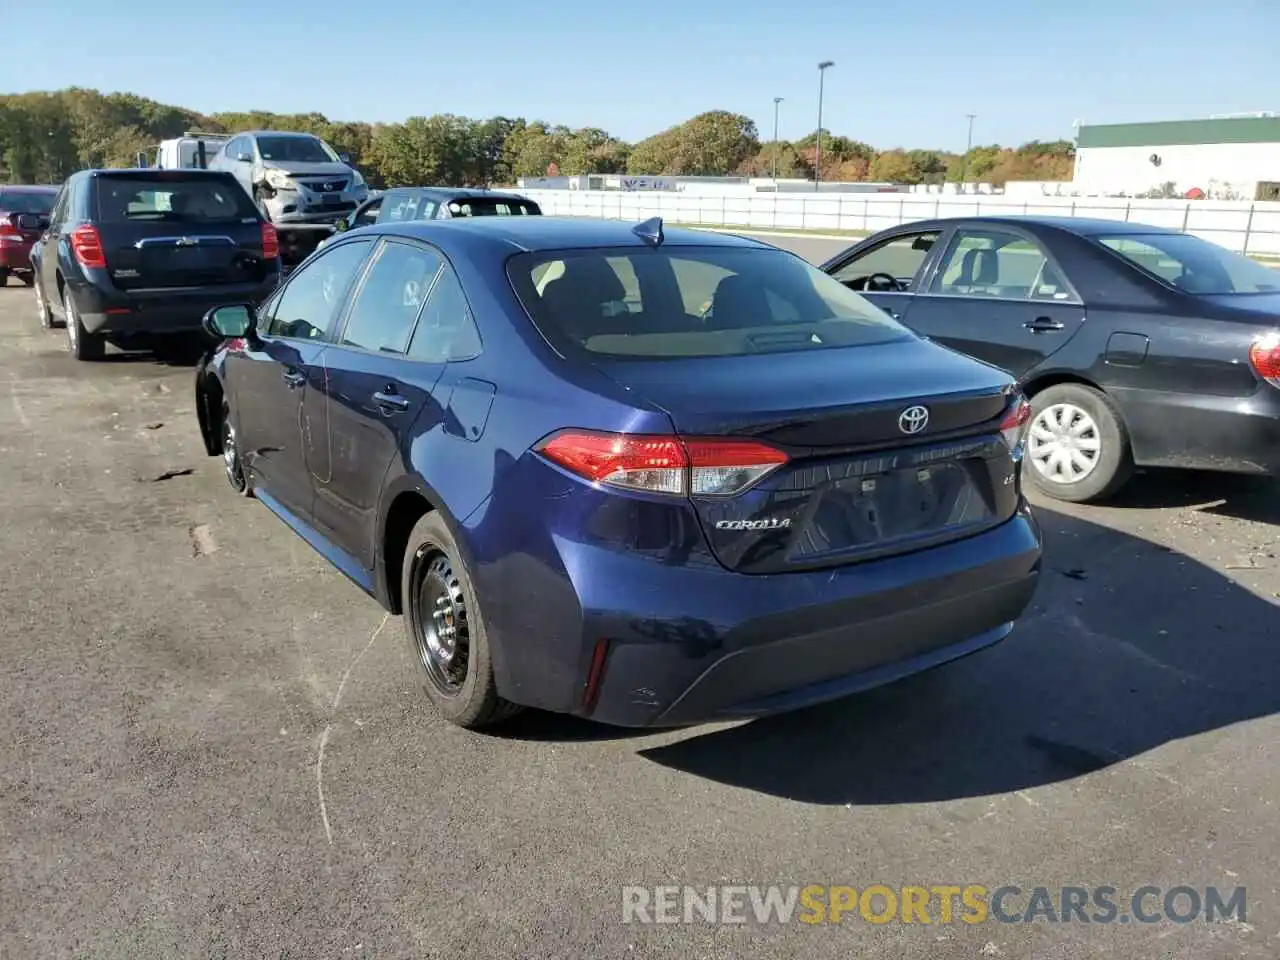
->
[373,390,410,412]
[1024,317,1065,332]
[282,369,305,388]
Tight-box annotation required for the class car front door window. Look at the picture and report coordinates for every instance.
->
[262,240,373,341]
[831,231,941,292]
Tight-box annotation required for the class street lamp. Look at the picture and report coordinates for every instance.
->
[772,97,784,182]
[815,60,834,190]
[960,113,976,192]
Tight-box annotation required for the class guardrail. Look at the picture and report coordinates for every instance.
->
[517,189,1280,257]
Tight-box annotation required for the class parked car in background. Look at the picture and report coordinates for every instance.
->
[0,185,59,286]
[207,130,369,226]
[318,187,540,249]
[821,216,1280,503]
[29,169,281,360]
[194,216,1041,730]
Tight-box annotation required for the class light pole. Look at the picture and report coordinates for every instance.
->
[815,60,834,190]
[772,97,784,182]
[960,113,976,192]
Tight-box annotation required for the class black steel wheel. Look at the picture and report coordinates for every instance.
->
[400,512,521,729]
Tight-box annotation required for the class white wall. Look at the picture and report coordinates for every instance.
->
[1073,142,1280,199]
[515,187,1280,256]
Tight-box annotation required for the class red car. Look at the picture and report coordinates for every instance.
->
[0,185,59,286]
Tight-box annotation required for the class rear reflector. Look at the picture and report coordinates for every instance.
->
[70,224,106,269]
[261,222,280,259]
[0,216,15,237]
[998,395,1031,454]
[1248,331,1280,388]
[537,429,789,497]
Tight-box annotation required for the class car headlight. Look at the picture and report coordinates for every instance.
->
[265,169,295,190]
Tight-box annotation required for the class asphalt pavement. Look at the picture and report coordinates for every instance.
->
[2,272,1279,959]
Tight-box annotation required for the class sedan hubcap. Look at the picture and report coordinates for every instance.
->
[1028,403,1101,484]
[413,552,470,694]
[222,419,241,485]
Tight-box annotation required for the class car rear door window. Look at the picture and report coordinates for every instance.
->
[931,229,1065,300]
[407,262,481,362]
[263,240,373,341]
[340,240,442,354]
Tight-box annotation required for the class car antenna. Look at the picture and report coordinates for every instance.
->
[632,216,664,247]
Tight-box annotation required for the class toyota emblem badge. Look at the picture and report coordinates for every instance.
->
[898,405,930,434]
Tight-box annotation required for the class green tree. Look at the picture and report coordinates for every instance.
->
[869,149,925,184]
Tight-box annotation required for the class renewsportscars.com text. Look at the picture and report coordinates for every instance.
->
[622,884,1246,926]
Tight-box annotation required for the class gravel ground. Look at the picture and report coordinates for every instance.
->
[1,275,1278,959]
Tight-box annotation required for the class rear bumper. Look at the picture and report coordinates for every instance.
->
[483,504,1042,728]
[67,274,281,336]
[0,239,34,271]
[1117,384,1280,475]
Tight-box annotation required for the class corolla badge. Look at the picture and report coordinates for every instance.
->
[715,518,792,531]
[898,405,930,434]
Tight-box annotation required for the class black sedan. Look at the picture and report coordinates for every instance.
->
[821,216,1280,503]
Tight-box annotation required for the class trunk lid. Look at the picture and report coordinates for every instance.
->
[600,338,1022,573]
[94,171,269,290]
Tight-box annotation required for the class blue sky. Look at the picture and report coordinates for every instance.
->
[7,0,1278,150]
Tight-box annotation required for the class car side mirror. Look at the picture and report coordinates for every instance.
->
[338,153,351,164]
[203,303,257,340]
[236,151,252,163]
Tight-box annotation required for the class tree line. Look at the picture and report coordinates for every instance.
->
[0,87,1075,188]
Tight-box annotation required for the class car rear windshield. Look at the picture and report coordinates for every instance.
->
[1098,233,1280,295]
[96,175,258,224]
[446,198,540,217]
[507,246,913,359]
[0,190,56,214]
[255,135,337,163]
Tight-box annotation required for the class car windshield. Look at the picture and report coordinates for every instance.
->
[1098,233,1280,295]
[255,135,338,164]
[96,175,258,223]
[446,198,540,217]
[0,190,56,214]
[507,245,913,359]
[380,192,438,222]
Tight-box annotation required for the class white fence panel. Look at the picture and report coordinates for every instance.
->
[513,189,1280,255]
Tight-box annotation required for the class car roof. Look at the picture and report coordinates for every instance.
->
[242,130,321,138]
[81,168,237,179]
[384,186,533,202]
[375,216,775,253]
[0,184,58,193]
[903,214,1182,237]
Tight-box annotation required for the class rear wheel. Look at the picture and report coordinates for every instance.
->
[0,268,7,287]
[1024,383,1133,503]
[63,289,105,361]
[19,272,34,287]
[401,512,520,729]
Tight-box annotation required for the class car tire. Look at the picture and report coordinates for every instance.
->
[220,399,252,496]
[63,289,105,361]
[1023,383,1133,503]
[19,272,34,287]
[401,511,521,729]
[253,187,271,221]
[0,268,7,287]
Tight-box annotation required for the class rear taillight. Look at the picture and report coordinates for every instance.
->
[998,395,1032,455]
[261,222,280,259]
[70,224,106,268]
[1248,331,1280,388]
[537,429,789,497]
[0,216,16,237]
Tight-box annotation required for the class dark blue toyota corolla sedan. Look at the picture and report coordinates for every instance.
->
[194,216,1043,729]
